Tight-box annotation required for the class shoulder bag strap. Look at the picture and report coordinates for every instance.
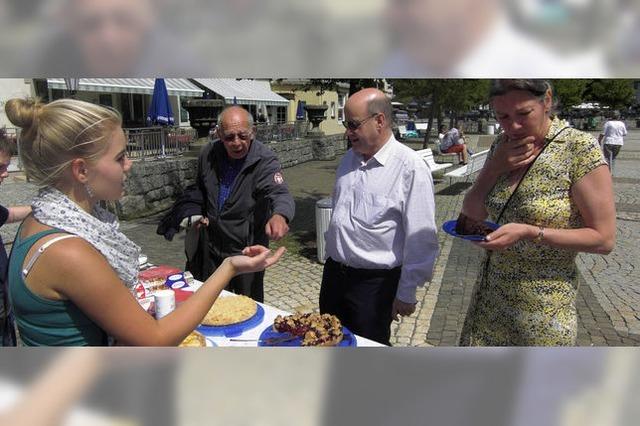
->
[494,126,570,224]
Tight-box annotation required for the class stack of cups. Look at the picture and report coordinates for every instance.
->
[154,289,176,319]
[182,271,195,286]
[166,273,187,290]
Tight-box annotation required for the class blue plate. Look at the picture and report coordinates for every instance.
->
[257,324,357,347]
[442,219,500,241]
[197,304,265,338]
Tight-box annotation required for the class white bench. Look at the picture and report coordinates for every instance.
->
[444,149,490,184]
[415,148,453,174]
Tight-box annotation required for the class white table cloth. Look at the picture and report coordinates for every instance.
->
[184,284,383,347]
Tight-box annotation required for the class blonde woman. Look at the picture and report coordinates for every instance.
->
[5,98,284,346]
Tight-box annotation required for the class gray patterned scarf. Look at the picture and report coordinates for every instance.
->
[31,187,140,289]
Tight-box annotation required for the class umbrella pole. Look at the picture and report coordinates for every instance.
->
[160,127,166,158]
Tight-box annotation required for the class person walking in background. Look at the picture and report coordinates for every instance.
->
[0,129,32,346]
[599,110,627,174]
[460,80,615,346]
[320,88,439,346]
[196,106,294,303]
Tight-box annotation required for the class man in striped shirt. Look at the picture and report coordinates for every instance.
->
[320,89,439,345]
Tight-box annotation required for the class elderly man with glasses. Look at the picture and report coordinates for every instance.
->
[320,88,439,345]
[196,106,294,302]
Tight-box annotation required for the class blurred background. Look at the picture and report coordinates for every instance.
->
[0,0,638,76]
[1,348,639,425]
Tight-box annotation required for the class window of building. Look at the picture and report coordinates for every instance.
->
[276,106,287,123]
[99,94,112,107]
[331,101,336,119]
[180,102,189,123]
[51,89,65,101]
[337,94,346,122]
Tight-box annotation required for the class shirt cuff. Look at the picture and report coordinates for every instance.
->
[395,284,417,304]
[273,212,290,223]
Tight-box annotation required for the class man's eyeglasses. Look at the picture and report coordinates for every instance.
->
[221,132,252,142]
[342,114,379,131]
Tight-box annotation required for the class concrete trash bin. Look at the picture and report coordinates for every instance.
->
[315,197,333,264]
[487,124,495,135]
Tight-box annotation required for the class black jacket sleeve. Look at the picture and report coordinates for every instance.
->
[156,184,203,241]
[255,153,295,223]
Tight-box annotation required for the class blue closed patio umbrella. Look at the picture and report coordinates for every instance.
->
[147,78,174,157]
[296,100,306,120]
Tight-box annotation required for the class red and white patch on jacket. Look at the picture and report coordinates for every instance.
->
[274,171,285,184]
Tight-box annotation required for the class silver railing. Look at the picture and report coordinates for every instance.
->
[124,126,197,160]
[254,121,310,143]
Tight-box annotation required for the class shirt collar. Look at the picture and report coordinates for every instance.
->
[355,134,396,167]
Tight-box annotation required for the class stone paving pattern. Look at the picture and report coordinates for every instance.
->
[2,131,639,347]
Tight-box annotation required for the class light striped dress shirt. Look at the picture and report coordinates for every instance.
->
[325,135,439,303]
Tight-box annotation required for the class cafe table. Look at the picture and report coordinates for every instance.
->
[182,283,384,347]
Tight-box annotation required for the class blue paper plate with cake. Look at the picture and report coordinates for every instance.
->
[197,295,264,337]
[257,313,357,347]
[442,213,500,241]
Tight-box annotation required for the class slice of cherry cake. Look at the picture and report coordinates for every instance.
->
[455,213,495,236]
[273,313,344,346]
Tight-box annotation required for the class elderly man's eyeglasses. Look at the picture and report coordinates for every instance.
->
[342,114,378,131]
[221,132,251,142]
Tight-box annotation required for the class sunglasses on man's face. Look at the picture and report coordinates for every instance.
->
[342,114,378,131]
[221,132,252,142]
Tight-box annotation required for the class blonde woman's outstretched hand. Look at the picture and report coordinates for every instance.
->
[228,245,286,275]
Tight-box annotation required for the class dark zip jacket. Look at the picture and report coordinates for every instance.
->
[197,139,295,259]
[156,184,203,241]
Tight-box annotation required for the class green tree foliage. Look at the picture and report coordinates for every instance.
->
[585,79,636,109]
[389,79,490,147]
[551,79,589,111]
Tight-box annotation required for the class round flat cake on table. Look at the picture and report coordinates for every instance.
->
[197,295,264,337]
[202,295,257,326]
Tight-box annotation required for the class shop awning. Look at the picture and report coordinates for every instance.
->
[46,78,204,97]
[192,79,289,107]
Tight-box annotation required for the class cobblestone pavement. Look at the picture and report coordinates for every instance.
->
[1,131,638,347]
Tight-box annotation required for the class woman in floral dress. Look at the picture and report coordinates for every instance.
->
[460,80,616,346]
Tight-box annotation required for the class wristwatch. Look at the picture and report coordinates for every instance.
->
[533,226,545,244]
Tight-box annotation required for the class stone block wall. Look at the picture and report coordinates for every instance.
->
[118,133,348,219]
[118,157,197,220]
[265,133,346,167]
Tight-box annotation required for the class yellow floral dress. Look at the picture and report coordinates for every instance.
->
[461,117,607,346]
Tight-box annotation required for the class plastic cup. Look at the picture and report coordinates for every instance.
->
[154,289,176,319]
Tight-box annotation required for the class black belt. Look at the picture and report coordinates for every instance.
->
[327,258,401,276]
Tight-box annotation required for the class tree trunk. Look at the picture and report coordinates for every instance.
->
[424,89,439,149]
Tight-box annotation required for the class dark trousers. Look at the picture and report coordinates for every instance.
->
[319,258,401,346]
[211,254,265,302]
[603,144,621,161]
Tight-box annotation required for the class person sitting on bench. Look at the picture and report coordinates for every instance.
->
[441,123,470,165]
